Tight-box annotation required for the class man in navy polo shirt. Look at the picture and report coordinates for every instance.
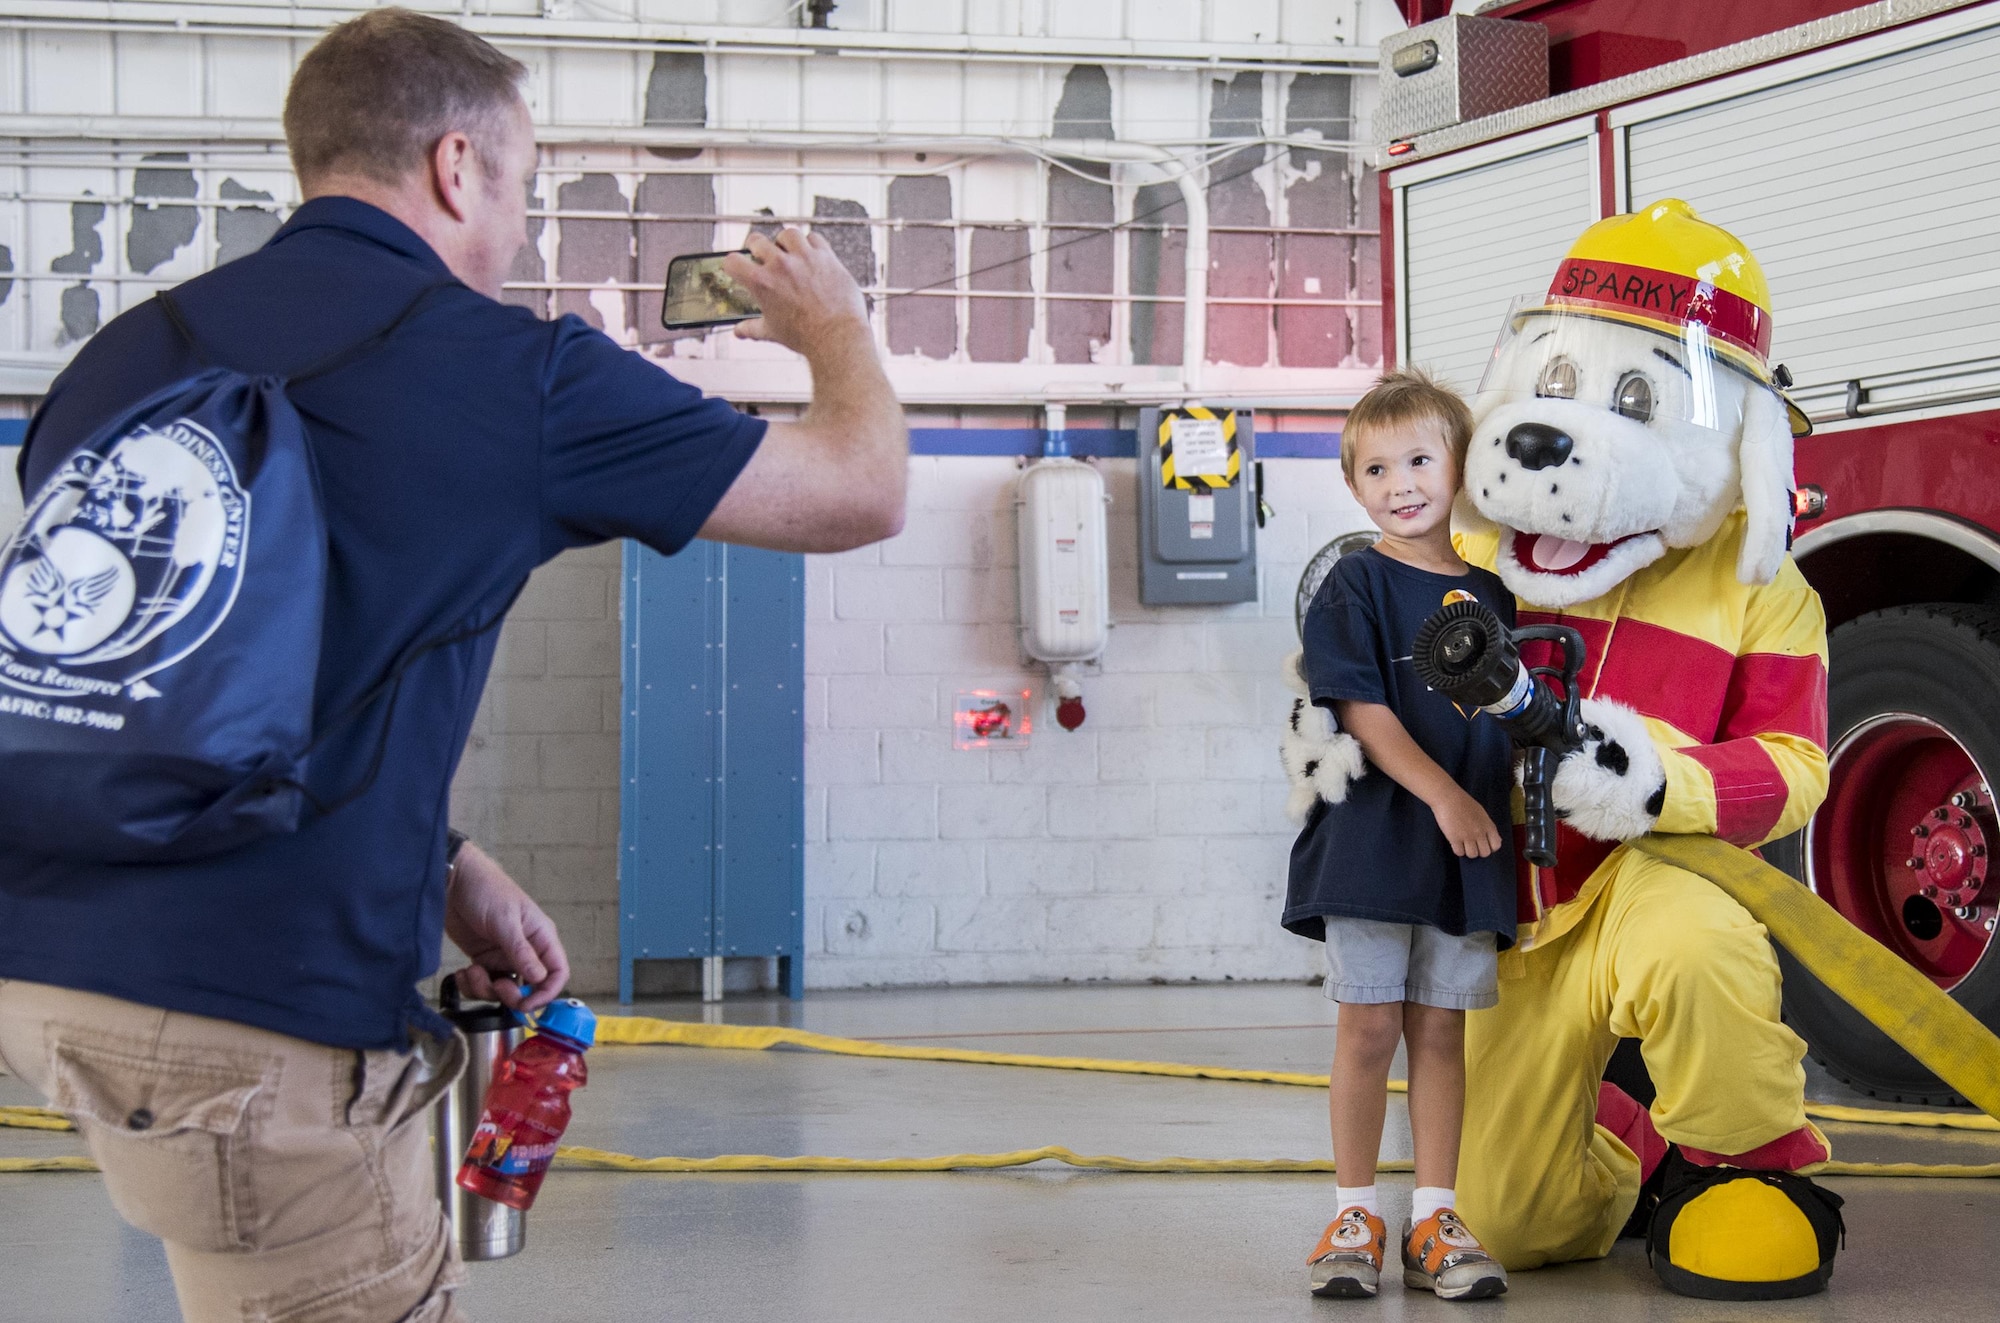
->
[0,10,905,1319]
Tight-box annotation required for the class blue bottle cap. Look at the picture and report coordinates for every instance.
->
[534,997,597,1049]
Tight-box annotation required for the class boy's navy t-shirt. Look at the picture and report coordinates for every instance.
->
[0,198,767,1050]
[1283,546,1519,946]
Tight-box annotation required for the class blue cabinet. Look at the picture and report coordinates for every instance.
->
[618,539,805,1002]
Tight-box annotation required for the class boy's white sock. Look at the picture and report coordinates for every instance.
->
[1336,1184,1380,1216]
[1411,1186,1455,1225]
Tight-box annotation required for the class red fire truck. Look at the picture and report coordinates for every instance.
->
[1378,0,2000,1103]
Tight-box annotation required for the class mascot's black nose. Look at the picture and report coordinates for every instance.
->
[1504,422,1574,471]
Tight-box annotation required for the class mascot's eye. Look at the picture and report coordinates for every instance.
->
[1535,358,1578,400]
[1614,372,1654,422]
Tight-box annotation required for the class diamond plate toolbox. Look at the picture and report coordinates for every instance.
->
[1379,16,1550,144]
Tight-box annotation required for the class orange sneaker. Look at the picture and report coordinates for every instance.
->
[1308,1206,1387,1298]
[1401,1209,1508,1301]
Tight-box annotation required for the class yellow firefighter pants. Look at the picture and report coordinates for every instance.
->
[1456,845,1816,1270]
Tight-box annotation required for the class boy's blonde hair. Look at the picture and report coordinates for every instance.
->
[1339,368,1475,485]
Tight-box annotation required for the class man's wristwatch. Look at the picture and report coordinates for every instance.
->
[445,828,469,885]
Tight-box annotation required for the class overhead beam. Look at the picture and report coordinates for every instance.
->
[0,5,1378,72]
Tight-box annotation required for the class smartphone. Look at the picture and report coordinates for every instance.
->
[661,250,762,330]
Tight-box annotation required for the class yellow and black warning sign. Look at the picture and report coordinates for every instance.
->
[1157,406,1240,494]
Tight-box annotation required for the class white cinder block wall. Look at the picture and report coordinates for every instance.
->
[0,469,21,541]
[803,453,1370,989]
[449,541,627,997]
[446,453,1372,997]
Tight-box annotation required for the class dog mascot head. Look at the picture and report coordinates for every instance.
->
[1463,199,1811,607]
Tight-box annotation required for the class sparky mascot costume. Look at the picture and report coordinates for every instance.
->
[1285,199,1845,1298]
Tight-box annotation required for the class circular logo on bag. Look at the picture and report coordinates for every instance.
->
[0,419,249,700]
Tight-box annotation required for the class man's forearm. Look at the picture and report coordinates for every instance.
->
[800,319,908,495]
[697,227,911,552]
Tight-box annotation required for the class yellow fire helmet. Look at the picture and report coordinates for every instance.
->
[1520,198,1811,436]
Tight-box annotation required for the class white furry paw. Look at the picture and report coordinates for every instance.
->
[1280,648,1311,697]
[1551,698,1666,842]
[1278,651,1367,822]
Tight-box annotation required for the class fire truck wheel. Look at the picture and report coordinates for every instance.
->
[1765,604,2000,1106]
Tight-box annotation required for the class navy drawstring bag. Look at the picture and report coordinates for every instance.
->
[0,283,472,862]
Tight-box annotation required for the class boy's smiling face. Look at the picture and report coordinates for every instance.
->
[1345,415,1460,544]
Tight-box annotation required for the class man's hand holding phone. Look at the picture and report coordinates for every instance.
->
[682,225,909,555]
[719,229,869,355]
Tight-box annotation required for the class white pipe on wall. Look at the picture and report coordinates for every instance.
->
[0,116,1358,156]
[1174,166,1209,393]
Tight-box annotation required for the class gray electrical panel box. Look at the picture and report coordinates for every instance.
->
[1136,406,1258,605]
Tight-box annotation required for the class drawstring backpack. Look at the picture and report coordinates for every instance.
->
[0,283,510,862]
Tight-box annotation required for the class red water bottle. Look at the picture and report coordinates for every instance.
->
[455,997,596,1212]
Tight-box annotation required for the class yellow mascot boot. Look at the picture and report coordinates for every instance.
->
[1646,1151,1844,1299]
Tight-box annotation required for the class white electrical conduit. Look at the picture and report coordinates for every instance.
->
[0,119,1363,156]
[0,5,1379,72]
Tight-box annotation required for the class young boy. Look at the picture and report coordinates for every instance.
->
[1287,370,1517,1302]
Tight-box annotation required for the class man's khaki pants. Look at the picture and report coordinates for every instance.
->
[0,979,469,1322]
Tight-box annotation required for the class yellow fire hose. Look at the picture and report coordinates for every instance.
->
[584,1014,2000,1134]
[1634,834,2000,1120]
[4,836,1996,1178]
[590,1015,1334,1087]
[4,1022,1997,1175]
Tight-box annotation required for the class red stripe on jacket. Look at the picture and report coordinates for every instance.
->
[1516,612,1612,698]
[1719,652,1828,748]
[1680,739,1790,844]
[1592,619,1734,740]
[1509,617,1822,916]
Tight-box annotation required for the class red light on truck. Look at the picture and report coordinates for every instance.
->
[1388,141,1415,157]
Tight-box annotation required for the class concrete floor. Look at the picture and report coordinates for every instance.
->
[4,982,1996,1321]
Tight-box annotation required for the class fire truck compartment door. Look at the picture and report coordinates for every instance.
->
[1399,137,1597,393]
[1624,19,2000,404]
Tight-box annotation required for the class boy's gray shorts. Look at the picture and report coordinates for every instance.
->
[1322,917,1499,1010]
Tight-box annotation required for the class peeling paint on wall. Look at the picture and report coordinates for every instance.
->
[644,51,708,161]
[51,198,105,345]
[127,153,200,275]
[967,225,1031,363]
[504,180,550,319]
[1207,72,1273,368]
[1052,64,1114,140]
[556,173,634,335]
[58,285,100,346]
[216,179,282,266]
[635,172,714,344]
[1279,74,1356,369]
[1046,167,1113,364]
[886,175,955,360]
[51,200,105,276]
[812,196,876,310]
[1128,181,1185,366]
[635,48,715,338]
[1048,65,1115,365]
[1355,164,1383,366]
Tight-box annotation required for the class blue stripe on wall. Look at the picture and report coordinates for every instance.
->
[0,420,25,447]
[908,427,1339,459]
[1254,432,1342,459]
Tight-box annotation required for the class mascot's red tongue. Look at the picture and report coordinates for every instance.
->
[1514,531,1639,576]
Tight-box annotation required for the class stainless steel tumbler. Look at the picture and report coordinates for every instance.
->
[433,982,528,1261]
